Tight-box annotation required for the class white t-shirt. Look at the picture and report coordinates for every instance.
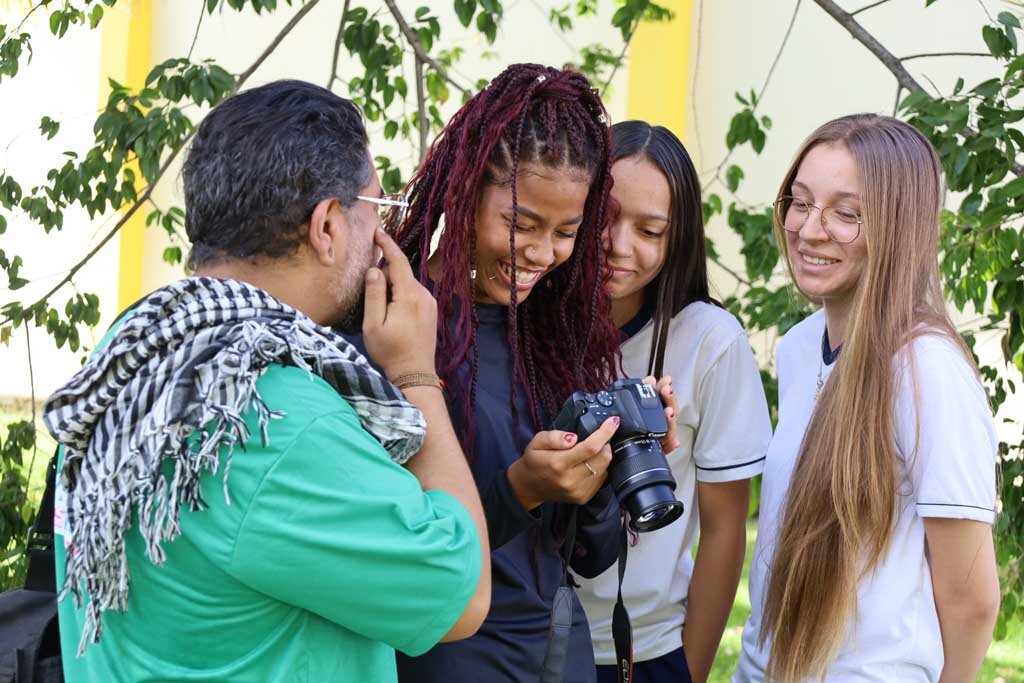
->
[576,301,772,664]
[735,309,998,683]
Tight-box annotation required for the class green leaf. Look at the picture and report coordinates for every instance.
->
[88,5,104,29]
[725,164,744,192]
[454,0,476,27]
[1000,176,1024,198]
[972,78,1002,98]
[162,246,182,265]
[476,11,498,43]
[999,11,1021,29]
[983,25,1010,59]
[899,88,930,112]
[39,116,59,140]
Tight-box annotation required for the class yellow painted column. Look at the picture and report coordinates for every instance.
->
[99,0,152,311]
[625,0,695,141]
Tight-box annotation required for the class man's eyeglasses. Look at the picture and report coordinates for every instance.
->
[356,193,409,233]
[773,195,863,244]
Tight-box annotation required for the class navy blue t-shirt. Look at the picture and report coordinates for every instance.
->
[395,302,621,682]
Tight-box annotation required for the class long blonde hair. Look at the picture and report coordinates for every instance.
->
[761,114,972,681]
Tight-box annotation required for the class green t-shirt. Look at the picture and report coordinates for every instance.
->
[54,328,481,682]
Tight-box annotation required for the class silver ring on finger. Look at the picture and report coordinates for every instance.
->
[584,460,597,476]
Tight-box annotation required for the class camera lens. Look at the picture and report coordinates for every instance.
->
[608,436,684,533]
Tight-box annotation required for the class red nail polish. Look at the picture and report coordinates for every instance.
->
[564,433,576,443]
[611,416,620,425]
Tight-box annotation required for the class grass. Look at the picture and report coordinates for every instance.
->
[707,522,1024,683]
[3,403,1022,680]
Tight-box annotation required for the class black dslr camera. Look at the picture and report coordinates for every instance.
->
[551,378,684,532]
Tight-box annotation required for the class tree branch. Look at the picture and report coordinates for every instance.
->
[414,56,429,163]
[900,51,991,61]
[710,254,752,287]
[811,0,1024,177]
[187,0,206,61]
[601,15,642,98]
[326,0,352,88]
[381,0,472,98]
[850,0,892,17]
[0,0,322,329]
[691,0,707,166]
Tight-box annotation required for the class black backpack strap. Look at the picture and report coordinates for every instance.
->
[24,450,59,593]
[20,296,148,595]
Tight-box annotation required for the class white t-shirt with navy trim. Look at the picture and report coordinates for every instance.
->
[577,301,772,664]
[735,309,998,683]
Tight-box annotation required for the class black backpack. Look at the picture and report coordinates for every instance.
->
[0,453,64,682]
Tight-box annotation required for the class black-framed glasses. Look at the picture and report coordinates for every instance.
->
[356,193,409,233]
[773,195,863,244]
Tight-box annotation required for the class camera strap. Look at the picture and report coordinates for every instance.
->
[612,518,633,683]
[540,506,578,683]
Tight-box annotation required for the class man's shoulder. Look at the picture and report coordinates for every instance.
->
[257,364,361,426]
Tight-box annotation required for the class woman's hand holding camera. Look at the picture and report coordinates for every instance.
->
[506,416,621,512]
[643,375,681,454]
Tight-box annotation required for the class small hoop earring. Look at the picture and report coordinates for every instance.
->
[470,269,477,280]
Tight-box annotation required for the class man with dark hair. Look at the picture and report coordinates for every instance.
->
[43,80,490,682]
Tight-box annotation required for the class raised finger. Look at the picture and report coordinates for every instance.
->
[373,228,417,286]
[362,267,387,332]
[567,416,619,464]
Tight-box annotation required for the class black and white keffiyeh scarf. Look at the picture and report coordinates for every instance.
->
[42,277,426,655]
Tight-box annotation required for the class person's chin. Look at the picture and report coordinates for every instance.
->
[479,282,538,307]
[335,290,366,334]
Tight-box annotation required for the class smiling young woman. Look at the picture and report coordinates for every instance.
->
[574,120,772,683]
[735,114,1000,683]
[390,64,676,683]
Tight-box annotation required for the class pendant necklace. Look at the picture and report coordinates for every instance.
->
[816,327,841,401]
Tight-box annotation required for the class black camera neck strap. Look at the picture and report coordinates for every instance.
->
[612,517,633,683]
[24,450,59,593]
[540,506,578,683]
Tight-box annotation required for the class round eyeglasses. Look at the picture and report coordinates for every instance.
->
[773,195,863,244]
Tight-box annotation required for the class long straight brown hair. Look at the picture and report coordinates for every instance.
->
[760,114,973,681]
[610,121,714,378]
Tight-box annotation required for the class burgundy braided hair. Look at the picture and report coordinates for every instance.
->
[396,63,620,450]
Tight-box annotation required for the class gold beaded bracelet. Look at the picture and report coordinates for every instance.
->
[391,372,443,391]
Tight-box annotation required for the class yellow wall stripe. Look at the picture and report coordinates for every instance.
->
[100,0,152,312]
[625,0,694,141]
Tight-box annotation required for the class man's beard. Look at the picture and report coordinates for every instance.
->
[335,287,365,334]
[328,249,373,334]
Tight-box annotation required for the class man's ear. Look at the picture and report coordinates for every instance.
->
[307,197,346,266]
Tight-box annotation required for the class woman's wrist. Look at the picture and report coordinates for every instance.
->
[506,459,543,511]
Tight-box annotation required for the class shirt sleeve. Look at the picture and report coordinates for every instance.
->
[481,466,541,550]
[570,485,620,578]
[692,333,773,483]
[895,339,998,524]
[226,407,482,657]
